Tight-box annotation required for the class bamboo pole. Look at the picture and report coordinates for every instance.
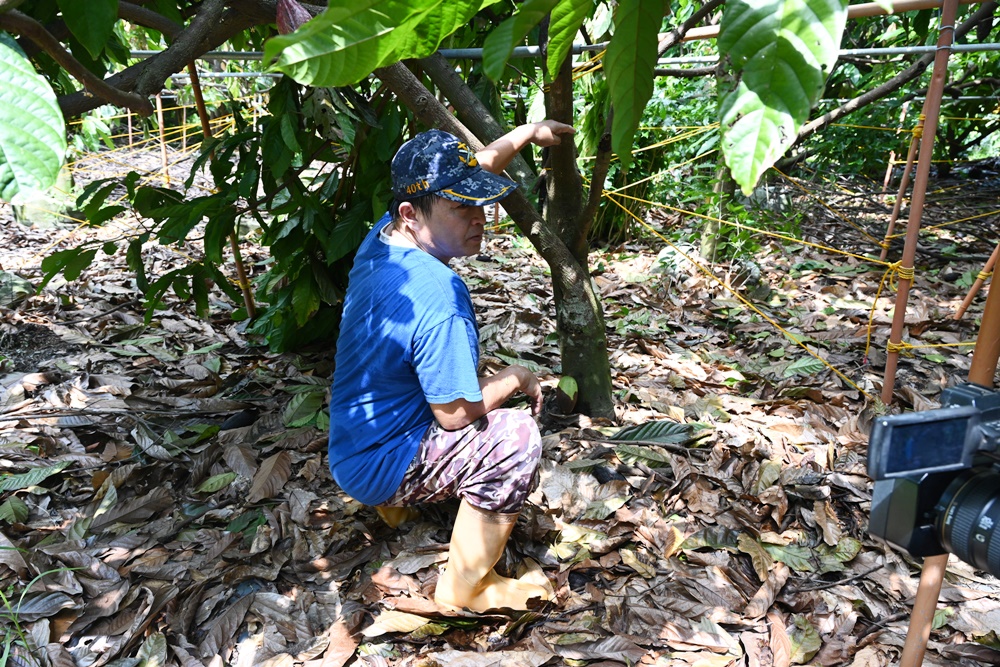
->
[879,115,924,261]
[880,103,909,203]
[899,234,1000,667]
[880,0,958,407]
[954,241,1000,321]
[185,62,257,319]
[155,93,169,186]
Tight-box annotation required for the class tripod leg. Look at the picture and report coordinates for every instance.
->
[899,553,948,667]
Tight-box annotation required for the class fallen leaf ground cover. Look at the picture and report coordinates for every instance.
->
[1,148,1000,666]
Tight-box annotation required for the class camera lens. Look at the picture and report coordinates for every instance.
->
[936,469,1000,576]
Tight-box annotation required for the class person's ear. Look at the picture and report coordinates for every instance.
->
[397,201,419,226]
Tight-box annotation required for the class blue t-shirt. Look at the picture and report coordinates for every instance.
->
[327,215,484,505]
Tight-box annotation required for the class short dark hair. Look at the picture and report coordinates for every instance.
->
[390,194,437,224]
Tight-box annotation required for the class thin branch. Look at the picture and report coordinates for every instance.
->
[57,0,267,118]
[118,1,182,38]
[654,66,716,78]
[795,1,998,145]
[0,0,26,13]
[0,9,155,116]
[657,0,725,57]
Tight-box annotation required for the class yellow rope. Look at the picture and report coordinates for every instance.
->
[605,149,717,194]
[608,190,892,268]
[603,191,872,398]
[771,167,885,246]
[978,270,993,282]
[887,207,1000,239]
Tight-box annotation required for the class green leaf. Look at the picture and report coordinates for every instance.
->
[605,0,664,166]
[789,614,822,663]
[482,0,560,81]
[547,0,594,77]
[0,496,29,523]
[283,389,325,427]
[0,462,71,492]
[40,248,98,286]
[196,472,237,494]
[783,355,827,378]
[57,0,119,59]
[611,420,692,444]
[763,543,815,572]
[719,0,849,194]
[389,0,495,67]
[266,0,487,87]
[614,443,672,468]
[681,526,740,551]
[0,35,67,203]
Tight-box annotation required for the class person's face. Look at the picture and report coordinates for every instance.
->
[406,196,487,263]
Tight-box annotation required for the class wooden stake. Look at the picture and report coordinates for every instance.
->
[880,0,958,406]
[186,62,257,319]
[127,110,133,147]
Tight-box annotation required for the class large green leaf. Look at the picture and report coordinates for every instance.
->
[482,0,559,81]
[604,0,665,166]
[547,0,594,78]
[57,0,119,59]
[0,35,66,203]
[611,420,693,444]
[718,0,849,194]
[265,0,487,87]
[0,462,71,493]
[389,0,500,66]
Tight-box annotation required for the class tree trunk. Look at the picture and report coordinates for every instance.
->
[377,60,616,419]
[704,59,737,260]
[544,50,614,418]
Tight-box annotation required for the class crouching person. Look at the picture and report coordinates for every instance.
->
[327,121,575,612]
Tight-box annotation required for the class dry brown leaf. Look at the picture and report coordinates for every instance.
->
[247,451,292,503]
[90,487,173,531]
[744,563,790,619]
[224,443,259,477]
[768,611,793,667]
[198,593,255,659]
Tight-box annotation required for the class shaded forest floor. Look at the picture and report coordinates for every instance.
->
[2,153,1000,667]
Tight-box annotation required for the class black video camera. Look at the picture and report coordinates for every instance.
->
[867,382,1000,576]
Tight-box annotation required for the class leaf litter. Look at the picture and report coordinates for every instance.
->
[1,172,1000,666]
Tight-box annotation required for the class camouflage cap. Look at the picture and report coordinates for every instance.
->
[391,129,518,206]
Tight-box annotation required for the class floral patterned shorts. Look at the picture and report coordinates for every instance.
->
[382,408,542,514]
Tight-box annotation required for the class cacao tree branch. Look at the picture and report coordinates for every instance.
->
[580,111,613,245]
[545,52,587,264]
[0,0,26,13]
[118,1,182,37]
[657,0,724,56]
[0,9,155,116]
[418,53,539,190]
[795,1,998,145]
[57,0,268,118]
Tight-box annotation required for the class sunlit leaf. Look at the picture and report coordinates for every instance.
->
[605,0,665,166]
[548,0,595,77]
[482,0,559,81]
[0,35,66,203]
[719,0,849,194]
[196,472,238,494]
[0,462,71,492]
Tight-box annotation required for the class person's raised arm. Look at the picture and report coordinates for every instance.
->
[475,120,575,175]
[429,365,542,431]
